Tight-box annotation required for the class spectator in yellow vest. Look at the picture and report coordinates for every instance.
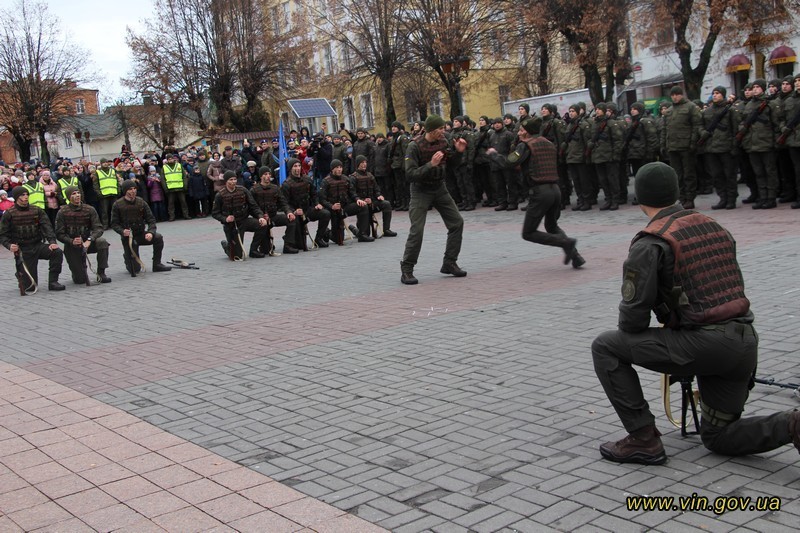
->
[161,153,190,221]
[94,158,120,229]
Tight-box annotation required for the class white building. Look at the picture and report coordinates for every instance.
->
[623,7,799,110]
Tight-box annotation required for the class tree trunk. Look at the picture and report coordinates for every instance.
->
[117,110,131,151]
[538,39,549,95]
[38,129,50,166]
[381,75,397,128]
[583,65,605,104]
[447,85,462,120]
[13,134,32,163]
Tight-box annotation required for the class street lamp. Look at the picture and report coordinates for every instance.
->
[74,130,90,158]
[440,56,471,117]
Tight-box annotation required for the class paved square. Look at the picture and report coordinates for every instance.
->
[2,187,799,531]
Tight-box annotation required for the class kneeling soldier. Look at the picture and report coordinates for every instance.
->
[0,186,65,291]
[55,187,111,284]
[250,167,299,254]
[212,171,270,259]
[320,158,371,244]
[351,155,397,238]
[111,180,172,275]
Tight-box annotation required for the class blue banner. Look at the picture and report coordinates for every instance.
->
[278,120,287,184]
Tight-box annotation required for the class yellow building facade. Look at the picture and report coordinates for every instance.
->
[263,0,583,134]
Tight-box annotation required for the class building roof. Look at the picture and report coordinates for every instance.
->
[62,114,124,141]
[218,130,279,142]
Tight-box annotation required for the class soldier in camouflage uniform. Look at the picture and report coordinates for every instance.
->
[281,158,331,248]
[250,167,299,254]
[400,115,468,285]
[389,122,410,210]
[350,157,398,238]
[320,158,372,244]
[450,116,476,211]
[110,180,172,275]
[0,186,65,291]
[55,187,112,284]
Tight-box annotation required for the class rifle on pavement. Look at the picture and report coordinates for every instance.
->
[168,257,200,269]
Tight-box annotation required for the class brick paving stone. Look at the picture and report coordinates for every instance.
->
[2,198,800,531]
[7,501,73,531]
[56,487,119,516]
[126,491,190,518]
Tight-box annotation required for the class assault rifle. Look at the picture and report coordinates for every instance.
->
[777,105,800,145]
[697,102,733,147]
[81,245,91,286]
[585,120,608,158]
[168,258,200,269]
[560,119,582,159]
[620,118,642,160]
[753,376,800,398]
[735,100,769,146]
[266,221,280,256]
[14,250,27,296]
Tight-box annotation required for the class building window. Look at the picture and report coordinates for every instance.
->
[75,98,85,115]
[405,91,420,124]
[343,96,356,131]
[282,2,291,30]
[341,44,352,71]
[153,123,161,138]
[323,43,333,76]
[498,85,512,104]
[63,133,73,149]
[655,22,674,47]
[491,31,508,61]
[559,43,575,64]
[429,92,443,117]
[360,93,374,128]
[271,6,280,35]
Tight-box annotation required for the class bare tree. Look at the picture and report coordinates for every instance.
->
[527,0,630,104]
[225,0,301,131]
[123,31,183,148]
[0,0,89,163]
[310,0,410,128]
[630,0,739,100]
[402,0,505,118]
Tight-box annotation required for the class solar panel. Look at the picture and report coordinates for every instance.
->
[288,98,337,119]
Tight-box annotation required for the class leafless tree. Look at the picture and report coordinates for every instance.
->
[0,0,89,163]
[401,0,507,118]
[308,0,410,128]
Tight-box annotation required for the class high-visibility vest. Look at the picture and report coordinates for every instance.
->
[163,164,184,191]
[22,181,45,209]
[96,168,118,197]
[58,176,79,203]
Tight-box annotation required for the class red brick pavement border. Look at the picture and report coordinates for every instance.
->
[0,361,386,532]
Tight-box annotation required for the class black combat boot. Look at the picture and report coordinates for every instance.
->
[599,426,666,465]
[400,262,418,285]
[383,229,397,237]
[152,263,172,272]
[97,270,112,283]
[440,262,467,277]
[48,276,65,291]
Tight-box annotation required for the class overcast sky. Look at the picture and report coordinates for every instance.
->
[0,0,155,106]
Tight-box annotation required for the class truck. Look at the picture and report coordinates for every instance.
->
[502,88,592,119]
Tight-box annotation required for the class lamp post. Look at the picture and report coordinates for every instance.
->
[440,56,471,118]
[74,130,90,158]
